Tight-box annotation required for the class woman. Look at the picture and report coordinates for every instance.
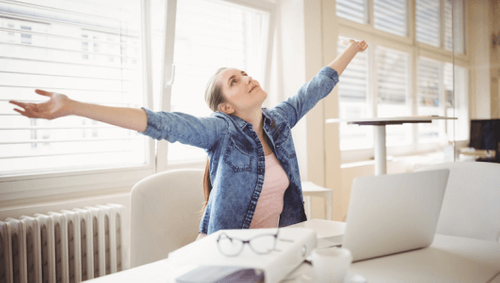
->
[10,39,368,239]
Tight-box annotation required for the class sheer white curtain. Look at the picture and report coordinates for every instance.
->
[161,0,272,163]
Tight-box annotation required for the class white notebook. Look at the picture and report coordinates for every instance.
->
[169,228,317,283]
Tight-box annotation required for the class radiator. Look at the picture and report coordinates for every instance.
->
[0,204,126,283]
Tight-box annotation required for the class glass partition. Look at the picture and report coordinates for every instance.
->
[336,0,467,164]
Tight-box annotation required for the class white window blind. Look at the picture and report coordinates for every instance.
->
[444,0,453,51]
[336,0,368,24]
[444,0,465,53]
[376,47,411,146]
[374,0,407,37]
[336,0,468,158]
[416,0,440,47]
[0,0,148,175]
[337,36,372,150]
[166,0,271,162]
[417,57,441,143]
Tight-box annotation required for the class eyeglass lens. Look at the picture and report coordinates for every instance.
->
[218,233,278,256]
[249,234,277,254]
[218,234,244,256]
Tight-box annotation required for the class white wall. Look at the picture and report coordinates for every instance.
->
[277,0,308,181]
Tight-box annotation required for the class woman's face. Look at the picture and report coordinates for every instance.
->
[217,68,267,115]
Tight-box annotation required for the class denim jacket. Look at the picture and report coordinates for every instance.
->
[141,66,339,235]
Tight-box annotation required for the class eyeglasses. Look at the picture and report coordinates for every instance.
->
[216,229,293,257]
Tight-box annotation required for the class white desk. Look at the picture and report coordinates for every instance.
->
[348,234,500,283]
[326,116,456,175]
[87,220,500,283]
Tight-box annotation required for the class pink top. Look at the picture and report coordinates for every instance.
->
[196,153,289,240]
[250,153,290,229]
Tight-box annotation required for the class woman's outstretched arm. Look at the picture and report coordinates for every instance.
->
[328,39,368,75]
[9,89,148,132]
[271,39,367,128]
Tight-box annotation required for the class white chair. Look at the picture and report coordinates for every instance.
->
[130,169,204,268]
[418,162,500,242]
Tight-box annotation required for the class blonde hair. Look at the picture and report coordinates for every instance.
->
[202,67,227,215]
[204,67,227,112]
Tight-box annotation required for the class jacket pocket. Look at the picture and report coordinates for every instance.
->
[224,137,254,172]
[275,125,296,159]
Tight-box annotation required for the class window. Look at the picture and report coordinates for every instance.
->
[416,0,440,47]
[417,57,441,143]
[150,0,273,166]
[417,0,465,53]
[449,0,465,54]
[445,63,468,141]
[336,0,368,24]
[20,25,32,44]
[336,0,467,161]
[337,37,372,150]
[374,0,408,37]
[0,0,274,178]
[0,0,147,175]
[166,0,271,163]
[376,47,411,146]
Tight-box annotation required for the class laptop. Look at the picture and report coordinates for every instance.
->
[318,169,449,262]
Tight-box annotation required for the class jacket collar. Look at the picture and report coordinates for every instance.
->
[214,108,272,130]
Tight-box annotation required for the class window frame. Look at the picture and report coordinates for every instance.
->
[336,0,469,163]
[0,0,277,206]
[157,0,276,172]
[0,0,150,204]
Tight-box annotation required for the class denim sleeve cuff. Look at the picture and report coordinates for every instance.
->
[140,107,162,139]
[319,66,339,84]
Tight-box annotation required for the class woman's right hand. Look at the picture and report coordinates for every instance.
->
[342,39,368,53]
[9,89,72,120]
[10,89,148,131]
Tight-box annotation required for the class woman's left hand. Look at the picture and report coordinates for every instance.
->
[9,89,71,120]
[342,39,368,53]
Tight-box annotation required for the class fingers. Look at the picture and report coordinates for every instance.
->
[35,89,53,97]
[10,89,55,119]
[356,40,368,52]
[9,89,51,109]
[10,101,41,118]
[342,39,368,51]
[9,100,28,108]
[12,107,34,118]
[12,108,25,115]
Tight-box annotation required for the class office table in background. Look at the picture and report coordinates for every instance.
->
[326,116,457,175]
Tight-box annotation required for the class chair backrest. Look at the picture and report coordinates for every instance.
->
[418,162,500,242]
[130,169,204,268]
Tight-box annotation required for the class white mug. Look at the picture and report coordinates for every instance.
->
[312,247,353,283]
